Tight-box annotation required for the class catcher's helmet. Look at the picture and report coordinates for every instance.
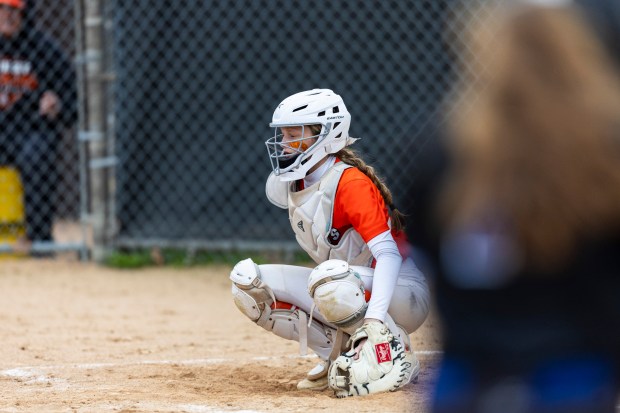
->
[265,89,357,181]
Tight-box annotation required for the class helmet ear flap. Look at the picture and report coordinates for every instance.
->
[323,119,353,154]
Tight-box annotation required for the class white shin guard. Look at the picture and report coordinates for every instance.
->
[266,308,337,360]
[230,258,337,359]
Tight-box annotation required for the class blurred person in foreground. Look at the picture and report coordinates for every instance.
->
[403,1,620,412]
[0,0,77,249]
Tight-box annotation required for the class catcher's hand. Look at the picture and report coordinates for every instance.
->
[328,321,417,397]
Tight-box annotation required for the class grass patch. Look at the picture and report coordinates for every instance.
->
[104,250,153,268]
[104,248,313,269]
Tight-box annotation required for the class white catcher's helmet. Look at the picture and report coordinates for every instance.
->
[265,89,357,181]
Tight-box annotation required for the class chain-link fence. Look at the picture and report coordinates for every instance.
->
[3,1,615,265]
[106,0,467,257]
[1,0,496,260]
[0,0,85,257]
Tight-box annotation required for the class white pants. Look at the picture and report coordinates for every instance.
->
[258,257,430,334]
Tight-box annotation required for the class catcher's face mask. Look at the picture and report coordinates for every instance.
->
[265,124,324,174]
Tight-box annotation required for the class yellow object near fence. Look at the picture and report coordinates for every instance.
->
[0,166,26,257]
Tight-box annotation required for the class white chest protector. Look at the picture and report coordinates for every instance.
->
[265,163,374,267]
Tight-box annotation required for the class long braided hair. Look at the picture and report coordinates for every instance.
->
[307,124,405,231]
[336,147,406,232]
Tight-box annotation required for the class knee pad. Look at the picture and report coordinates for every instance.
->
[308,259,368,334]
[230,258,276,327]
[231,258,335,358]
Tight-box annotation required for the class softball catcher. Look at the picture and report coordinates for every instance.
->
[230,89,430,396]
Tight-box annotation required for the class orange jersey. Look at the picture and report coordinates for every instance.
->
[295,160,409,260]
[331,167,389,243]
[329,166,409,259]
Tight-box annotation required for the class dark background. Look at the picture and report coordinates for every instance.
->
[112,0,455,243]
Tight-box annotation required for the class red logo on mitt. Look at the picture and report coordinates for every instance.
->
[375,342,392,363]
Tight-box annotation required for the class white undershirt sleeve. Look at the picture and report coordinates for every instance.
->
[364,229,402,322]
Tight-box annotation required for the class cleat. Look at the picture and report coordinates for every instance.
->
[297,360,329,391]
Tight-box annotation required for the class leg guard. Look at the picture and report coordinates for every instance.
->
[265,302,338,359]
[308,259,368,335]
[230,258,336,359]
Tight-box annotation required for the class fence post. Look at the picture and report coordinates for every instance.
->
[82,0,109,262]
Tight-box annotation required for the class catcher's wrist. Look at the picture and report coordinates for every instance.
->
[363,318,383,325]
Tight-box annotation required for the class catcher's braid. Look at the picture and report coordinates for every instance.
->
[336,147,405,232]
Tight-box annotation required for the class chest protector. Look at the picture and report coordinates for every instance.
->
[267,163,374,267]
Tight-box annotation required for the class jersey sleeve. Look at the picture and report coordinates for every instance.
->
[365,230,402,322]
[333,169,390,243]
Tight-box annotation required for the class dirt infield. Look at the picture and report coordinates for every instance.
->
[0,259,442,413]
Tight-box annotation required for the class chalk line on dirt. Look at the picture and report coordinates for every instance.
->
[1,350,442,379]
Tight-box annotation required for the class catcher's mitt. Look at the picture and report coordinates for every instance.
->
[328,322,418,397]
